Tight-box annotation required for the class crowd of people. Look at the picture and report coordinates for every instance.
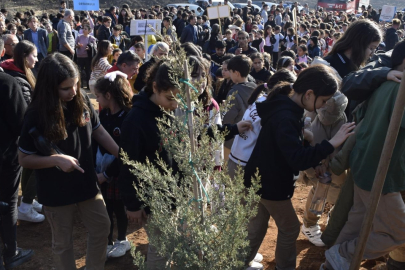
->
[0,0,405,269]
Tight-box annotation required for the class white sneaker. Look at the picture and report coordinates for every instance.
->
[108,238,131,258]
[253,253,263,263]
[106,244,113,258]
[246,261,263,270]
[301,224,325,247]
[18,207,45,223]
[32,199,43,213]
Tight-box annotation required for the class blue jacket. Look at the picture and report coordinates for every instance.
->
[24,28,49,58]
[180,24,198,44]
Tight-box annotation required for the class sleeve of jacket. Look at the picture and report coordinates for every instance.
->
[0,75,27,153]
[223,89,241,125]
[43,29,49,50]
[341,67,391,102]
[180,27,189,43]
[329,120,362,175]
[118,120,145,212]
[275,118,335,171]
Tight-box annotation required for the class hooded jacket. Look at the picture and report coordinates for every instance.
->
[298,91,348,204]
[223,81,257,149]
[384,28,399,52]
[118,91,178,213]
[244,94,334,201]
[0,59,32,105]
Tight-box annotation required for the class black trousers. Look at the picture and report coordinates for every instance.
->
[0,145,21,258]
[272,51,279,68]
[77,57,92,88]
[104,198,128,245]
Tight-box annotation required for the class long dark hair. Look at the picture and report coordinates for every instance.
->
[144,60,180,97]
[329,20,382,69]
[91,40,111,70]
[266,65,339,111]
[189,56,212,107]
[13,40,36,89]
[94,76,133,112]
[264,25,272,38]
[248,69,296,105]
[31,53,88,142]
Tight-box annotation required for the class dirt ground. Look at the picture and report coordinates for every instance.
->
[15,183,388,270]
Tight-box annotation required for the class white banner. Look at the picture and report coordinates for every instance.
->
[380,5,396,22]
[130,19,162,36]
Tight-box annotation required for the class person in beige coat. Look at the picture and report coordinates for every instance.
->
[298,90,348,246]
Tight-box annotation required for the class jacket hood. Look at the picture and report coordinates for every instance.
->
[0,59,24,74]
[257,94,303,126]
[316,91,348,126]
[132,90,164,117]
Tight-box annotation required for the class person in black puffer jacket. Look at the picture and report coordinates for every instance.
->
[0,40,37,105]
[0,40,45,224]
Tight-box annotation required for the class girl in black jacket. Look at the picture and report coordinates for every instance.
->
[243,65,355,269]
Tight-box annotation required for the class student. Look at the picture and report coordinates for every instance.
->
[251,30,265,53]
[308,36,321,58]
[118,60,181,270]
[18,53,119,270]
[277,56,294,72]
[300,91,348,247]
[223,55,257,159]
[97,16,112,42]
[215,58,234,105]
[244,65,355,270]
[76,24,97,89]
[324,20,382,121]
[285,27,295,51]
[0,41,43,223]
[228,69,296,180]
[263,25,274,54]
[250,53,272,85]
[89,40,113,94]
[109,24,130,51]
[224,29,236,52]
[322,40,405,270]
[93,75,133,258]
[272,25,284,66]
[133,42,145,62]
[111,48,122,66]
[296,44,311,64]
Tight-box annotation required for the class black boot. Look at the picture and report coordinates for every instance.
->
[3,248,34,269]
[387,256,405,270]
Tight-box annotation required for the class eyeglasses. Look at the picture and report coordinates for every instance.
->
[5,43,16,47]
[239,37,247,40]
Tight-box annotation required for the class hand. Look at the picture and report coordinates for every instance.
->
[387,70,402,83]
[70,49,75,55]
[328,122,356,148]
[53,154,85,173]
[127,209,147,227]
[303,129,314,144]
[235,47,242,55]
[236,120,253,133]
[85,45,90,51]
[315,164,326,178]
[97,173,107,185]
[77,43,83,48]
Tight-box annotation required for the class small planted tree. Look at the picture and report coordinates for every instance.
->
[121,47,261,269]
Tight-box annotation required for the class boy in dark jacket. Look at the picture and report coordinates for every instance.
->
[97,16,112,42]
[384,19,400,51]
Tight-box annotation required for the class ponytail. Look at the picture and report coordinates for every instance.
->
[266,82,293,101]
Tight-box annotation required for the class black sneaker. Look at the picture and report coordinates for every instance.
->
[387,256,405,270]
[3,248,34,269]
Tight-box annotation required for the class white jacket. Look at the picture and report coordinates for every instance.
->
[229,95,266,166]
